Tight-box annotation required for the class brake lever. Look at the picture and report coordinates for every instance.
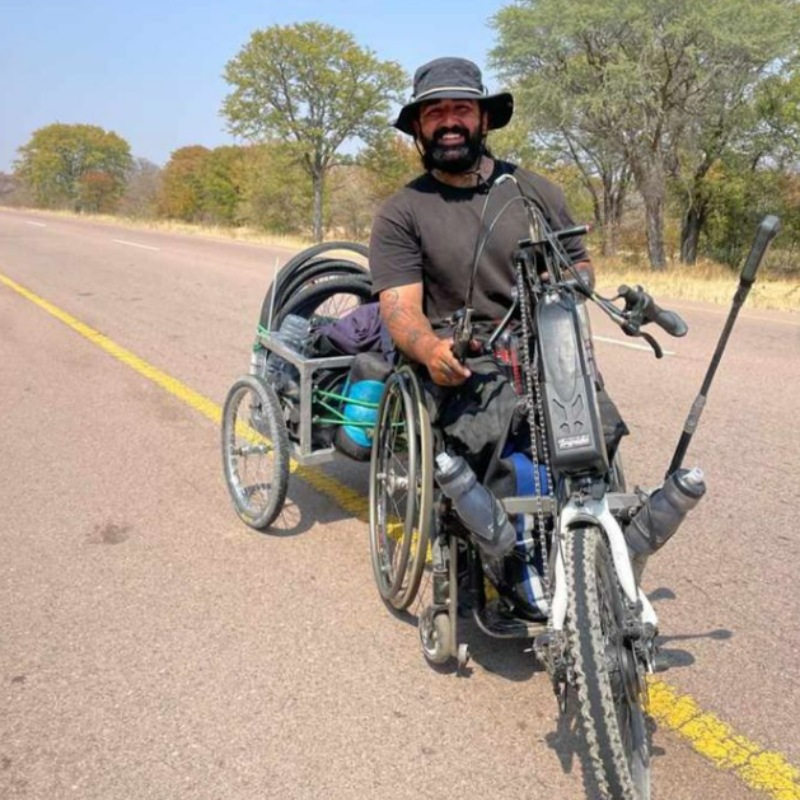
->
[618,283,688,337]
[640,330,664,359]
[604,287,665,359]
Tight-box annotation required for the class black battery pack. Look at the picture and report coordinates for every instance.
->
[535,292,608,476]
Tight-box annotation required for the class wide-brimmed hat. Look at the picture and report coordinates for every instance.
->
[393,57,514,136]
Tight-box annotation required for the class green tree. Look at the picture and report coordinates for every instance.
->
[490,115,630,256]
[670,67,800,264]
[491,0,800,269]
[15,123,132,211]
[156,146,210,221]
[221,22,407,242]
[236,142,313,235]
[199,146,246,225]
[327,164,376,240]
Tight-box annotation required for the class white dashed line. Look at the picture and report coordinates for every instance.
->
[112,239,160,251]
[25,221,47,227]
[594,334,675,356]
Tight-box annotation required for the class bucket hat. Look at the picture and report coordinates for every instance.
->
[393,57,514,136]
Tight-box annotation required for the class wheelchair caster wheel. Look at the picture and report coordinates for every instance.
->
[420,608,452,665]
[457,643,470,671]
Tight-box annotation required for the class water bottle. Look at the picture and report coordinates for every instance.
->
[334,353,391,461]
[435,452,516,559]
[263,314,310,386]
[272,314,309,357]
[625,467,706,558]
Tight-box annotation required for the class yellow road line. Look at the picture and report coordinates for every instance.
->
[648,681,800,799]
[0,271,370,522]
[2,270,799,800]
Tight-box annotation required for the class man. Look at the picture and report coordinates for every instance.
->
[368,57,626,568]
[369,57,594,389]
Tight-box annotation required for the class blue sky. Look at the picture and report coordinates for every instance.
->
[0,0,511,172]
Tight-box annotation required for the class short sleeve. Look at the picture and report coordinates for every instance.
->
[368,195,425,296]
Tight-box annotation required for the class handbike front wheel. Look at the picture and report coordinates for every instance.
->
[221,375,290,530]
[565,526,650,800]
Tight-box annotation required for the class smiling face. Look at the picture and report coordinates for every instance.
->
[414,98,488,174]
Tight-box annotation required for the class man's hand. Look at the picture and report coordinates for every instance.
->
[425,337,471,386]
[380,284,471,387]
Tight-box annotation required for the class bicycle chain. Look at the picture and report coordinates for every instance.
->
[515,264,552,602]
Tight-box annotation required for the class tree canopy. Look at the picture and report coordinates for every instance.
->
[491,0,800,268]
[221,21,406,241]
[15,123,132,212]
[157,145,211,221]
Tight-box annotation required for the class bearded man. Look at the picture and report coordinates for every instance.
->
[369,56,594,387]
[368,57,626,563]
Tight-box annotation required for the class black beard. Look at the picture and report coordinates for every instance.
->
[420,125,484,174]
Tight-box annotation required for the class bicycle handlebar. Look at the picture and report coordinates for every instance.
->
[617,284,688,338]
[450,202,689,363]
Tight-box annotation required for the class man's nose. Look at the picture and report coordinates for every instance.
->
[441,110,463,128]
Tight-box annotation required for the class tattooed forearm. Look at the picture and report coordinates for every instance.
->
[407,329,423,347]
[380,286,438,364]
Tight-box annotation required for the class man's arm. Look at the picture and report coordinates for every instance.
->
[380,283,471,386]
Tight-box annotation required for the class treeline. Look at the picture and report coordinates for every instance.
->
[3,9,800,273]
[1,128,419,241]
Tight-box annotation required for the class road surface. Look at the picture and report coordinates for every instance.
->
[1,209,798,799]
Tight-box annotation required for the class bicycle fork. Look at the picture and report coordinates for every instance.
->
[549,496,659,633]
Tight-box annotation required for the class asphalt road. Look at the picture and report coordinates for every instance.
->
[1,209,798,800]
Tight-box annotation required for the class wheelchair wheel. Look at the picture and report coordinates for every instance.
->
[221,375,290,530]
[368,367,433,610]
[278,261,369,313]
[273,276,373,330]
[258,242,369,332]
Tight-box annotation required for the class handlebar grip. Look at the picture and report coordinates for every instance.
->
[651,306,688,338]
[618,284,688,338]
[554,224,591,240]
[741,215,781,285]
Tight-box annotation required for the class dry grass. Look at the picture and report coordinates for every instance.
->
[5,206,796,312]
[5,206,314,251]
[593,256,799,313]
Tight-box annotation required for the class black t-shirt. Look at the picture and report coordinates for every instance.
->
[369,160,588,329]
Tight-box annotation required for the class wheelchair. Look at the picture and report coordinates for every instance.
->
[220,242,488,649]
[369,359,563,669]
[221,238,624,663]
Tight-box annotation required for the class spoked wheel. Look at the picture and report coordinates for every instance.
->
[258,241,369,332]
[565,526,650,800]
[273,277,372,330]
[221,375,290,530]
[368,367,433,610]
